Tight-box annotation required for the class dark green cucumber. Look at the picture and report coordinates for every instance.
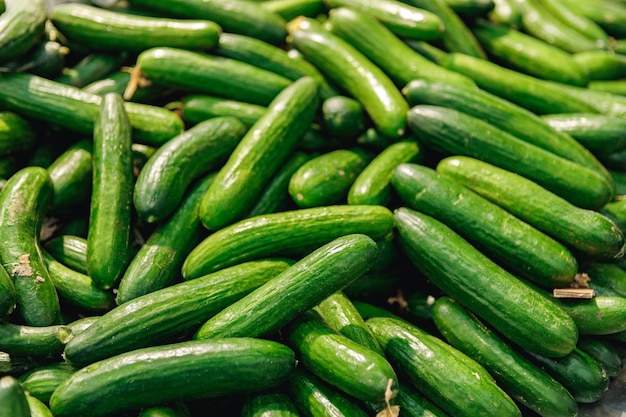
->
[27,395,54,417]
[0,376,30,417]
[0,321,71,357]
[0,72,184,146]
[63,258,292,366]
[535,0,609,48]
[367,316,522,417]
[581,262,626,297]
[488,0,522,26]
[184,205,392,279]
[432,296,578,417]
[261,0,325,20]
[0,111,37,156]
[289,148,371,208]
[554,296,626,336]
[287,16,408,138]
[394,383,449,417]
[0,167,60,326]
[348,141,421,206]
[394,207,579,358]
[138,406,190,417]
[436,156,625,262]
[54,52,128,88]
[541,113,626,155]
[0,0,46,64]
[50,3,221,53]
[527,348,609,403]
[241,390,300,417]
[43,235,87,276]
[407,105,613,210]
[46,139,92,213]
[194,234,378,339]
[327,7,475,88]
[321,95,366,139]
[444,0,495,15]
[392,163,578,287]
[198,76,319,230]
[82,70,168,104]
[117,174,215,304]
[18,362,76,404]
[87,93,134,290]
[181,95,266,128]
[0,260,15,319]
[577,336,623,378]
[0,40,68,78]
[51,338,296,417]
[134,117,246,223]
[602,199,626,236]
[573,50,626,81]
[542,80,626,120]
[126,0,287,44]
[284,310,398,403]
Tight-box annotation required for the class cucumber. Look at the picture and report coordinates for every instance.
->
[535,0,609,48]
[0,40,68,78]
[406,105,613,210]
[0,0,46,64]
[394,207,579,358]
[50,3,221,53]
[54,52,128,88]
[321,95,366,139]
[287,16,408,138]
[43,235,88,276]
[136,47,292,107]
[560,0,626,38]
[183,205,392,279]
[581,262,626,297]
[554,296,626,336]
[392,163,578,287]
[181,95,266,128]
[198,76,319,231]
[86,93,134,290]
[194,234,378,339]
[241,390,299,417]
[46,138,93,213]
[0,376,30,417]
[0,72,184,146]
[0,321,71,357]
[0,111,37,156]
[134,117,246,224]
[0,166,60,326]
[573,50,626,81]
[436,156,625,262]
[541,113,626,155]
[444,0,494,16]
[367,316,522,417]
[488,0,522,26]
[432,296,578,417]
[578,336,623,378]
[26,395,54,417]
[261,0,325,20]
[82,70,169,104]
[588,79,626,97]
[63,258,292,367]
[393,383,449,417]
[0,262,15,318]
[18,362,76,404]
[51,338,296,417]
[602,199,626,237]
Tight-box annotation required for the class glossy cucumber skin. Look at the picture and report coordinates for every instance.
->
[181,95,266,128]
[183,205,393,279]
[26,394,54,417]
[46,139,93,213]
[394,207,579,358]
[0,167,60,326]
[117,174,215,304]
[0,111,37,156]
[134,117,246,224]
[194,234,378,339]
[320,95,366,139]
[432,297,578,417]
[50,3,221,53]
[367,316,522,417]
[541,113,626,154]
[287,16,408,138]
[577,336,623,378]
[18,362,77,404]
[54,51,128,88]
[407,105,613,210]
[0,321,71,356]
[394,383,449,417]
[261,0,325,20]
[87,93,134,290]
[199,76,319,230]
[51,338,296,417]
[43,235,88,276]
[0,375,30,417]
[391,163,578,287]
[63,259,292,367]
[0,261,15,318]
[555,296,626,336]
[241,390,300,417]
[580,262,626,297]
[0,0,47,63]
[535,0,609,48]
[436,156,625,262]
[0,72,184,146]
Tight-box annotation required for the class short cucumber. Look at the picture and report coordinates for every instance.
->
[0,111,37,156]
[554,296,626,336]
[194,234,378,339]
[394,207,579,358]
[577,336,623,378]
[26,395,54,417]
[573,50,626,81]
[0,376,30,417]
[181,95,266,128]
[54,52,128,88]
[0,0,46,64]
[367,316,522,417]
[0,40,68,78]
[436,156,625,262]
[18,362,76,404]
[444,0,495,16]
[43,235,88,276]
[0,261,15,318]
[0,321,71,357]
[432,296,578,417]
[320,95,367,140]
[87,93,134,290]
[602,199,626,236]
[541,113,626,155]
[50,338,296,417]
[46,138,93,213]
[581,262,626,297]
[560,0,626,38]
[0,166,60,326]
[183,205,392,279]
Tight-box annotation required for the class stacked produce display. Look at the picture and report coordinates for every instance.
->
[1,0,626,416]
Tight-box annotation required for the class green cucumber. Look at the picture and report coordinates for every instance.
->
[321,95,366,139]
[407,105,613,210]
[367,316,522,417]
[181,95,266,128]
[573,50,626,80]
[43,235,87,276]
[86,93,134,290]
[260,0,325,20]
[26,395,54,417]
[126,0,287,44]
[560,0,626,38]
[241,390,300,417]
[134,117,246,224]
[0,111,36,156]
[284,310,398,403]
[198,76,319,230]
[0,321,71,357]
[488,0,522,26]
[392,163,578,287]
[51,338,296,417]
[554,296,626,336]
[117,174,215,304]
[432,296,578,417]
[50,3,221,53]
[18,362,76,404]
[63,258,292,366]
[82,70,168,104]
[289,148,371,208]
[194,234,378,339]
[46,139,93,213]
[444,0,494,16]
[394,207,579,358]
[54,52,128,88]
[581,262,626,297]
[287,16,408,138]
[0,72,184,146]
[0,0,46,64]
[577,336,623,378]
[535,0,609,48]
[588,79,626,97]
[348,141,421,206]
[541,113,626,155]
[602,199,626,235]
[0,376,30,417]
[394,383,449,417]
[0,262,14,319]
[0,40,68,78]
[138,406,190,417]
[0,166,60,326]
[435,156,625,262]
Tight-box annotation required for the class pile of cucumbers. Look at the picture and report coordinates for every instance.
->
[1,0,626,415]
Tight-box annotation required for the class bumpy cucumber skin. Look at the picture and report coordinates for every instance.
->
[47,139,93,213]
[367,316,522,417]
[394,207,579,358]
[0,375,30,417]
[0,166,60,326]
[18,362,77,404]
[51,338,296,417]
[0,0,47,63]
